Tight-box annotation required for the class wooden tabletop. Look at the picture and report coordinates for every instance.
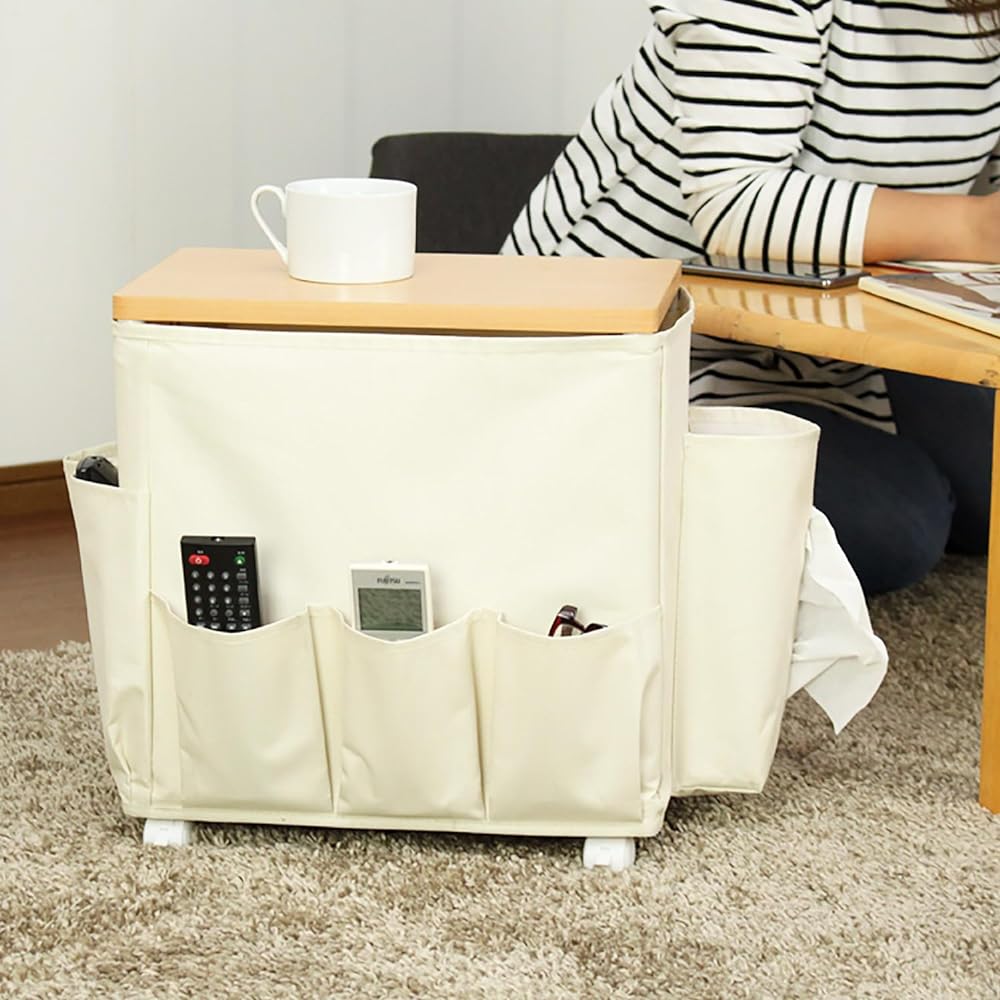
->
[113,248,681,334]
[113,250,1000,383]
[683,271,1000,388]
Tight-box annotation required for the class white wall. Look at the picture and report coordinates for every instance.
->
[0,0,649,466]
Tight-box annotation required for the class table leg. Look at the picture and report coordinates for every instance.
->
[980,399,1000,812]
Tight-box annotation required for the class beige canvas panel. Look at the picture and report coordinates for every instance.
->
[314,606,488,820]
[152,595,332,814]
[486,608,664,823]
[64,447,151,811]
[672,407,819,794]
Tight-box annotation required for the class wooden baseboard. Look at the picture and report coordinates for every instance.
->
[0,461,70,518]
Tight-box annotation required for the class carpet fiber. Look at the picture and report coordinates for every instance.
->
[1,556,998,999]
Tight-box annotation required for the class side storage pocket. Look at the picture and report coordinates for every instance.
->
[64,445,150,809]
[151,595,332,813]
[486,608,662,824]
[311,608,487,820]
[673,407,819,794]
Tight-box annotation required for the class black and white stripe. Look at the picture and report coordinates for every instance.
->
[503,0,1000,429]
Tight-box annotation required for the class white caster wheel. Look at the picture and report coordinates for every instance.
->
[143,818,196,847]
[583,837,636,871]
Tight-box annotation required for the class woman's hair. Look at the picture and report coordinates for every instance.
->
[947,0,1000,38]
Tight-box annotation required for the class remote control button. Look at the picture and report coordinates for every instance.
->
[238,596,250,606]
[239,608,251,619]
[221,571,230,581]
[234,555,247,567]
[226,623,238,631]
[191,583,201,592]
[190,570,200,580]
[207,583,216,593]
[208,595,218,606]
[188,553,210,567]
[223,596,233,606]
[209,622,221,630]
[206,571,215,580]
[222,584,231,593]
[193,595,202,605]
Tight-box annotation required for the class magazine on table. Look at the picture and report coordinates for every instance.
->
[873,259,1000,273]
[858,270,1000,337]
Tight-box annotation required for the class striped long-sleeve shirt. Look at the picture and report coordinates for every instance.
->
[502,0,1000,428]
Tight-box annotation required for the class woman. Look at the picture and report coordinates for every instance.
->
[503,0,1000,593]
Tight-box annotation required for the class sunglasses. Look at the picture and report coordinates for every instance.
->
[547,604,607,637]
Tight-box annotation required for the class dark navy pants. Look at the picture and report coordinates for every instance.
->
[769,373,994,595]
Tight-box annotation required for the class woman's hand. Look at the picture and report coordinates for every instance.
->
[964,189,1000,263]
[864,187,1000,264]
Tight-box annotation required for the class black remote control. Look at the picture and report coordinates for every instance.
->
[180,536,262,631]
[74,455,119,487]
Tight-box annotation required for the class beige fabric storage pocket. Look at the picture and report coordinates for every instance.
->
[486,609,662,823]
[673,407,818,795]
[64,445,150,808]
[313,609,487,820]
[151,595,332,813]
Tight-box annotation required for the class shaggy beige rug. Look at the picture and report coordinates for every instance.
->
[1,556,998,999]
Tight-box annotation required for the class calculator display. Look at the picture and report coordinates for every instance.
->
[357,587,423,632]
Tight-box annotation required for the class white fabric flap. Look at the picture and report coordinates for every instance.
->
[789,508,889,733]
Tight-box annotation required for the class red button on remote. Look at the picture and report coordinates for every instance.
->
[187,553,210,566]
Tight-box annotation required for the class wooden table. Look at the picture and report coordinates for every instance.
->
[684,272,1000,813]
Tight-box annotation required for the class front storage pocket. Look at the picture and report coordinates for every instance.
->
[64,446,150,808]
[151,595,332,813]
[312,609,487,820]
[486,609,662,823]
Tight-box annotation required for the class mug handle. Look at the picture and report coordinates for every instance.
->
[250,185,288,264]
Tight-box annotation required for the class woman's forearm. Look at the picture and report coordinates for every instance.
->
[864,187,1000,263]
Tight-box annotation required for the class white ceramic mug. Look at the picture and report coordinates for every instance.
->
[250,177,417,284]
